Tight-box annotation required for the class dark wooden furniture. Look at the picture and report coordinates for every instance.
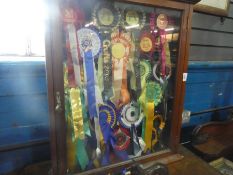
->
[167,146,222,175]
[9,146,220,175]
[45,0,196,174]
[192,120,233,161]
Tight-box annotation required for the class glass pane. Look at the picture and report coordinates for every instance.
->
[62,0,181,173]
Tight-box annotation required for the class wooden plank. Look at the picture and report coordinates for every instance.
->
[189,46,233,61]
[168,146,221,175]
[192,12,233,33]
[120,0,186,10]
[191,29,233,47]
[228,3,233,18]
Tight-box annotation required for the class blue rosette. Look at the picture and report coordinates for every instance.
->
[99,101,117,143]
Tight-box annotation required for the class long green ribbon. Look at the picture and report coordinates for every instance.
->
[80,88,91,137]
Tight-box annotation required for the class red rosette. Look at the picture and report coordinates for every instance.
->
[113,127,130,151]
[61,6,85,26]
[139,32,156,53]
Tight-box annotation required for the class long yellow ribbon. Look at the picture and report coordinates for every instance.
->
[144,102,154,151]
[70,88,85,140]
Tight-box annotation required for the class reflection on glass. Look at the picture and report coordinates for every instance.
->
[62,0,181,173]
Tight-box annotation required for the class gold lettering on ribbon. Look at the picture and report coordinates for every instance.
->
[103,40,111,83]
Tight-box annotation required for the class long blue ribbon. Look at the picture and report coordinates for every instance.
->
[84,50,98,119]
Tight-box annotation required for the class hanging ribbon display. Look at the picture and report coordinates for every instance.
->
[111,30,131,107]
[61,1,179,171]
[77,27,101,119]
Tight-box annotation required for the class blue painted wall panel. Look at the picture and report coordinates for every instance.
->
[0,61,50,174]
[181,61,233,142]
[184,61,233,123]
[0,124,49,146]
[0,144,50,174]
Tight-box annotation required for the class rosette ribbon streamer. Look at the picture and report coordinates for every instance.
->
[101,33,114,101]
[139,82,162,151]
[63,9,91,137]
[77,27,103,158]
[77,28,100,119]
[111,30,131,107]
[70,88,89,170]
[62,7,85,87]
[119,101,145,155]
[63,65,89,170]
[92,3,121,101]
[153,14,172,121]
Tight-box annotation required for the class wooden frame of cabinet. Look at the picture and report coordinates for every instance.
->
[45,0,194,174]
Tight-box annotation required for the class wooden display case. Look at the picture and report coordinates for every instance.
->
[45,0,196,174]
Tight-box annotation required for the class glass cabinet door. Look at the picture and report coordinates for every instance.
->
[60,0,182,173]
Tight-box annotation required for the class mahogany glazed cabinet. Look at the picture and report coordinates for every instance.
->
[45,0,197,174]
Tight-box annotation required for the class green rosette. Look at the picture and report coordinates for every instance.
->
[145,82,162,106]
[139,81,162,108]
[80,89,91,137]
[123,8,146,29]
[140,60,152,91]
